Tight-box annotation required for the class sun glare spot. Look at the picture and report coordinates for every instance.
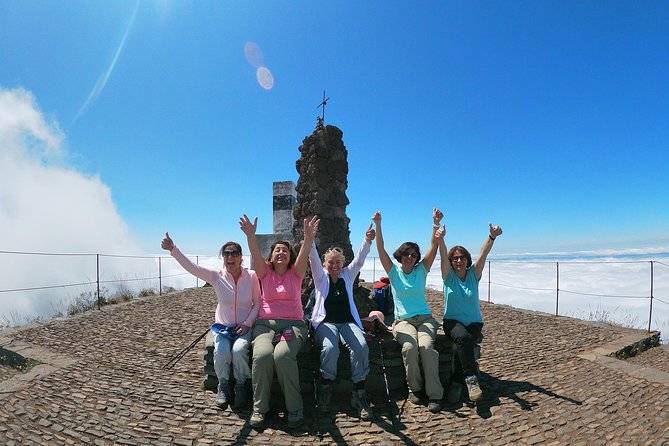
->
[244,41,264,68]
[257,66,274,90]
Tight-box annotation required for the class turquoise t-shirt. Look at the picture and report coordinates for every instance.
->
[388,263,431,320]
[443,267,483,326]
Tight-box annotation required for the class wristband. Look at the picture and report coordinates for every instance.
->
[489,235,496,241]
[433,224,440,229]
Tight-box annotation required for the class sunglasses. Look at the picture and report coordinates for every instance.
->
[451,255,466,262]
[222,250,241,257]
[402,251,418,259]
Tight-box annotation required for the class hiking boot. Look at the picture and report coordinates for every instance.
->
[215,379,229,408]
[351,389,373,421]
[446,382,462,404]
[249,411,265,428]
[319,381,332,413]
[427,399,442,413]
[233,384,247,408]
[408,391,424,405]
[287,408,304,428]
[465,375,483,401]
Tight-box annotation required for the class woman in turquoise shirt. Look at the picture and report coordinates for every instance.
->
[372,209,444,413]
[438,222,502,403]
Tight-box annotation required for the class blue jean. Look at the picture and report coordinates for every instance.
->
[315,321,369,383]
[213,329,252,382]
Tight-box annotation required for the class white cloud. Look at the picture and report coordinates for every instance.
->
[0,87,148,322]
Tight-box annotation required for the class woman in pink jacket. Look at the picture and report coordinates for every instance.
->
[161,233,261,410]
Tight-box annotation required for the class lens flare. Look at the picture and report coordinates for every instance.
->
[244,41,264,68]
[257,66,274,90]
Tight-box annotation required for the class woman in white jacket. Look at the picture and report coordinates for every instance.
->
[309,224,376,420]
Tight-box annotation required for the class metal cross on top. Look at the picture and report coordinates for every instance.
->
[317,90,330,122]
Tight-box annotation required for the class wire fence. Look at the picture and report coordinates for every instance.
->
[1,250,668,335]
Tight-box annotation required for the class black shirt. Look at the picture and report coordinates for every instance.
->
[323,277,354,324]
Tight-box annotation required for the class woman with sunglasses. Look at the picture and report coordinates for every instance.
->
[309,223,376,420]
[239,214,320,429]
[371,209,444,413]
[161,233,261,410]
[437,222,502,403]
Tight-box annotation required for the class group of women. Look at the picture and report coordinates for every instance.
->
[161,209,502,428]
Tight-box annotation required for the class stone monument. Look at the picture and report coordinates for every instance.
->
[292,120,369,310]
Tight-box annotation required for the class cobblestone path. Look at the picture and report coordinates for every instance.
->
[1,287,668,445]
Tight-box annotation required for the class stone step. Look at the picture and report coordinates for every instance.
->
[202,330,463,399]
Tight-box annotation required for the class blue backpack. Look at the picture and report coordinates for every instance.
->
[372,286,391,313]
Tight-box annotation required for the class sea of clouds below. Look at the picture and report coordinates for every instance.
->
[2,252,667,343]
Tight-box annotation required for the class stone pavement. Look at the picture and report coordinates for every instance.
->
[1,286,668,446]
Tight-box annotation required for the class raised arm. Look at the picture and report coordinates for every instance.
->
[308,238,327,288]
[421,208,443,271]
[372,211,393,274]
[474,222,503,280]
[436,225,451,279]
[239,214,266,278]
[294,215,320,279]
[161,232,217,283]
[347,223,375,277]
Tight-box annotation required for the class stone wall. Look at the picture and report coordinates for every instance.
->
[203,330,456,403]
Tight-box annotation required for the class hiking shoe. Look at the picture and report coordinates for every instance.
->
[351,389,373,421]
[249,411,265,428]
[408,391,424,405]
[446,382,462,404]
[233,384,247,408]
[319,381,332,413]
[215,380,229,408]
[427,399,442,413]
[465,375,483,401]
[287,408,304,428]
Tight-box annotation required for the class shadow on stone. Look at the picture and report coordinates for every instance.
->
[471,371,583,418]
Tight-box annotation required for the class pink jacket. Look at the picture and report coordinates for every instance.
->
[171,246,261,326]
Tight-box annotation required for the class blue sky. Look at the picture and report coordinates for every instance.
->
[1,0,668,259]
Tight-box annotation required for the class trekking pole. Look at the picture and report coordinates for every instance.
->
[309,329,322,438]
[162,327,210,370]
[375,320,399,431]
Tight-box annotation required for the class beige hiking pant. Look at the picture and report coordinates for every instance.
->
[393,314,444,401]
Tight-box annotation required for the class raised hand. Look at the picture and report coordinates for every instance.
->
[433,208,444,224]
[304,215,320,240]
[239,214,258,236]
[372,211,382,224]
[365,223,376,242]
[434,225,446,240]
[489,222,503,239]
[161,232,175,251]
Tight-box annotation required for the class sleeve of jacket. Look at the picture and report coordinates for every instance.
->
[309,239,328,290]
[346,238,372,278]
[242,270,262,327]
[170,246,217,284]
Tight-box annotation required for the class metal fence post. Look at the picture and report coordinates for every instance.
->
[96,254,101,310]
[648,261,654,333]
[159,257,162,295]
[488,260,491,303]
[196,256,199,287]
[555,262,560,316]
